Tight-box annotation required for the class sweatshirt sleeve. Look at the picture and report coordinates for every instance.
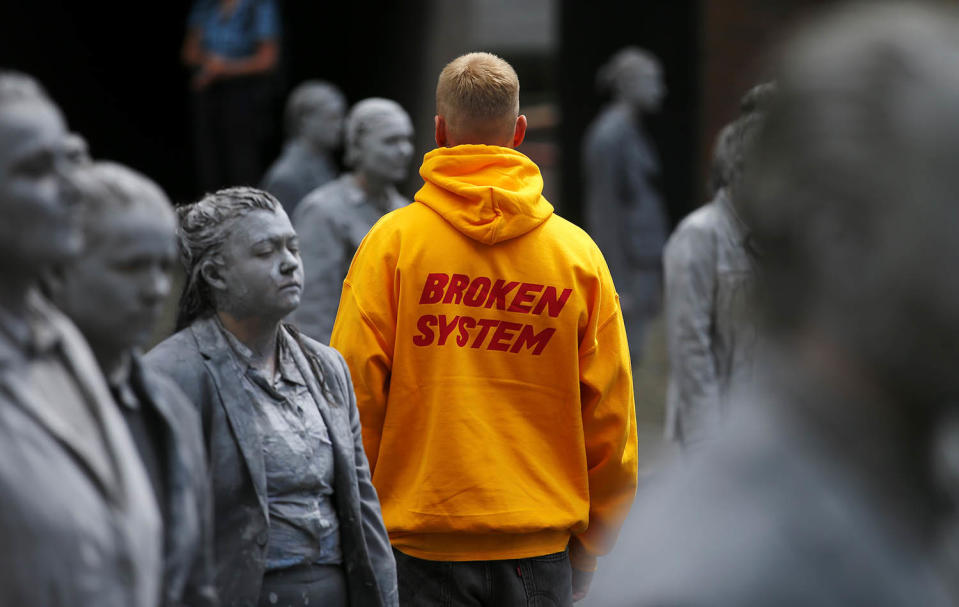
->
[329,236,397,474]
[573,267,639,571]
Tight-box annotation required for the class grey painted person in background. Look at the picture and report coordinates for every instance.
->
[146,187,397,607]
[261,80,347,216]
[292,98,414,343]
[0,71,163,606]
[582,47,669,357]
[44,161,218,607]
[586,4,959,605]
[662,84,773,448]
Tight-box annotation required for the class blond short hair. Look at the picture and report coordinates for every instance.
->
[436,52,519,138]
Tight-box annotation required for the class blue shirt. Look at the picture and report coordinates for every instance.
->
[188,0,280,59]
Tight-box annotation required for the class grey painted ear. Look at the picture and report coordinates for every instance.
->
[199,259,226,292]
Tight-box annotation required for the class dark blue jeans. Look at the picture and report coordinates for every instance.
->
[394,547,573,607]
[257,563,347,607]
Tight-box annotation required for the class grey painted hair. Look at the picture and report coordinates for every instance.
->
[75,161,171,219]
[284,80,346,138]
[709,82,775,197]
[0,70,50,107]
[344,97,411,167]
[175,186,281,329]
[597,47,660,96]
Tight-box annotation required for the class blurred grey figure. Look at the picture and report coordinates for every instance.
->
[0,72,163,606]
[44,162,218,607]
[292,98,414,343]
[662,84,773,448]
[261,80,347,215]
[587,4,959,606]
[582,47,668,356]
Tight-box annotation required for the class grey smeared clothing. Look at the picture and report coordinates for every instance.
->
[583,104,669,351]
[292,173,407,343]
[217,321,342,571]
[145,315,398,607]
[583,104,669,272]
[260,140,338,217]
[117,353,219,607]
[0,290,163,607]
[662,188,757,446]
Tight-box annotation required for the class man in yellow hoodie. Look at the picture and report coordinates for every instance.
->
[330,52,637,606]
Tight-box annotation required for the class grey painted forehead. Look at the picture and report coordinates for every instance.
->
[345,98,411,154]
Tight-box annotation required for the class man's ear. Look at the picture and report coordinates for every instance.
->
[199,260,227,292]
[435,115,448,147]
[511,114,527,148]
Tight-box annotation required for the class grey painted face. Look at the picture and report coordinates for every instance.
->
[208,208,303,321]
[54,206,177,356]
[355,111,415,185]
[0,101,83,274]
[302,98,346,151]
[617,64,665,112]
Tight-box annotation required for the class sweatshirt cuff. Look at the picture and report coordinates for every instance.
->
[569,537,598,572]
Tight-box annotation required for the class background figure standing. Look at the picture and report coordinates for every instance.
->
[292,97,414,343]
[0,71,162,607]
[661,84,772,448]
[147,187,397,607]
[44,162,218,607]
[582,47,669,358]
[182,0,280,192]
[261,80,346,216]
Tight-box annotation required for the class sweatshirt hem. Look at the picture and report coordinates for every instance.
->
[390,529,572,562]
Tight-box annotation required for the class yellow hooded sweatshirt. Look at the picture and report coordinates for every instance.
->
[330,145,637,570]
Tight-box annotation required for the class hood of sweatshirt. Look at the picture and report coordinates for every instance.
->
[414,145,554,245]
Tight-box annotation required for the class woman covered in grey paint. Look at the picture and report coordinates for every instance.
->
[582,47,669,355]
[145,187,397,607]
[291,97,414,343]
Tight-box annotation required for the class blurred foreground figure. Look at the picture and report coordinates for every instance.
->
[45,162,217,607]
[261,80,346,215]
[591,4,959,605]
[182,0,281,191]
[331,52,637,606]
[662,84,773,448]
[292,98,414,343]
[582,47,668,357]
[0,72,162,606]
[147,187,396,607]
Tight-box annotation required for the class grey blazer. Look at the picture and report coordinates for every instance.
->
[130,354,218,607]
[0,292,162,607]
[145,315,397,607]
[662,189,757,445]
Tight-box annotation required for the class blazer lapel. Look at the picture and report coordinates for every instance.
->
[285,329,355,482]
[0,367,120,502]
[130,356,199,579]
[190,318,269,520]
